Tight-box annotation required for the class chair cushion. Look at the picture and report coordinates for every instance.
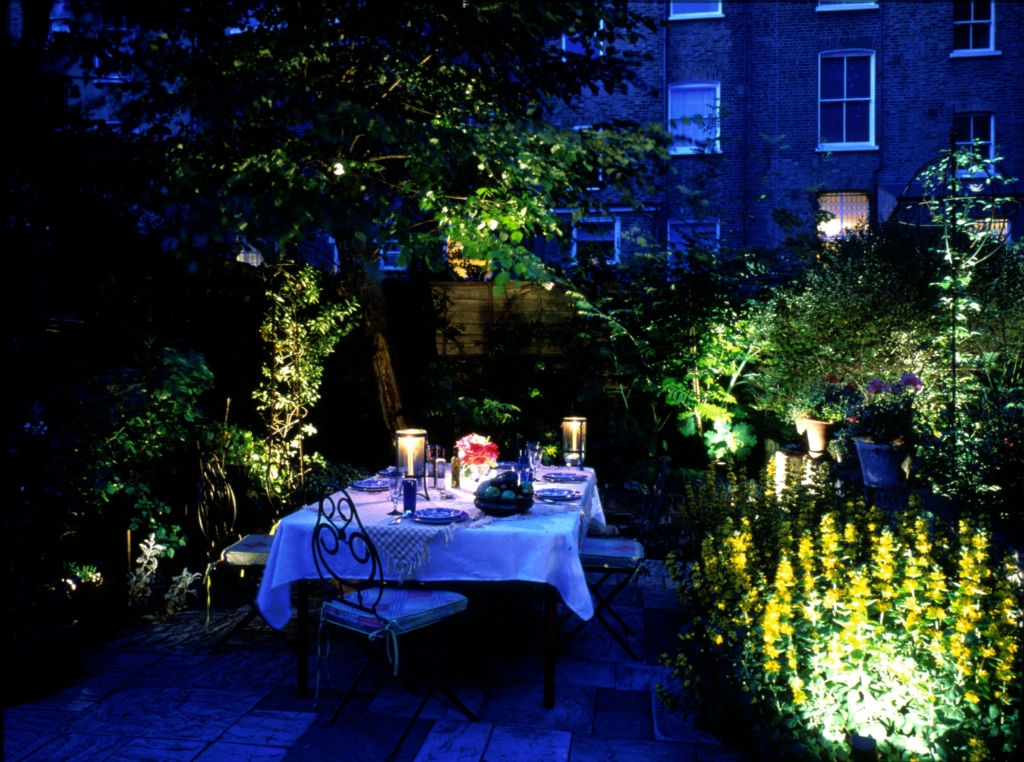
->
[579,537,644,571]
[322,588,468,636]
[221,534,273,566]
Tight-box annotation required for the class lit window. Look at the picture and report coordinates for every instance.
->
[668,82,720,155]
[818,192,869,239]
[668,219,719,266]
[378,240,406,271]
[573,218,620,265]
[818,51,875,150]
[953,1,995,53]
[668,2,723,20]
[953,113,995,171]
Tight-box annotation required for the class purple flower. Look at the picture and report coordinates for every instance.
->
[899,373,923,391]
[866,378,888,394]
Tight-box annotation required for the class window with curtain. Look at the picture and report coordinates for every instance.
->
[818,192,869,239]
[818,51,875,148]
[668,82,720,155]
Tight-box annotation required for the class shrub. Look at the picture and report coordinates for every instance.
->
[661,462,1023,761]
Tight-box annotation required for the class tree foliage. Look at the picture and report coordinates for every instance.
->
[65,0,668,275]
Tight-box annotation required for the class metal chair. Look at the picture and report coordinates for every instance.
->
[313,484,476,761]
[562,456,668,660]
[198,452,287,652]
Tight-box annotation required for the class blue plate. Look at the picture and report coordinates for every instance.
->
[541,471,589,483]
[535,488,583,501]
[350,478,390,492]
[412,508,469,524]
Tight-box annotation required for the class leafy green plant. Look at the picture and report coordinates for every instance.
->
[848,374,924,446]
[661,463,1023,761]
[164,568,202,613]
[786,378,862,424]
[252,263,359,516]
[127,535,166,608]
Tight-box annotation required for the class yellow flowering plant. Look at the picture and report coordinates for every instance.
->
[661,461,1022,761]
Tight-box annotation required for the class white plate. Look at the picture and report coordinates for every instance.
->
[350,478,390,491]
[541,471,589,483]
[412,508,469,524]
[534,488,583,501]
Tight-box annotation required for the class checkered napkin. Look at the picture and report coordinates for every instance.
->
[365,520,458,579]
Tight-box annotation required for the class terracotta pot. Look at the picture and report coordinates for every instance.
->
[796,418,840,458]
[854,438,910,488]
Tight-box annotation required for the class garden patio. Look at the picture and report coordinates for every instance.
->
[2,560,751,762]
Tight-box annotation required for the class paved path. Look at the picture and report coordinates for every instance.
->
[3,561,748,762]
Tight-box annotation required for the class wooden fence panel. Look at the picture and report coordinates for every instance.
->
[433,282,574,357]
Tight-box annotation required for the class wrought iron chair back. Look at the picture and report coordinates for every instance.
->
[311,483,477,754]
[636,456,668,549]
[312,484,386,623]
[197,449,287,652]
[197,451,240,559]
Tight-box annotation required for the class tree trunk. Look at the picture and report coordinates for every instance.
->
[344,261,407,436]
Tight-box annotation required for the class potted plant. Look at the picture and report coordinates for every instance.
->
[787,377,861,458]
[848,373,923,488]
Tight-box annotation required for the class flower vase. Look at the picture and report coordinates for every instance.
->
[854,438,910,488]
[796,418,839,459]
[461,463,490,488]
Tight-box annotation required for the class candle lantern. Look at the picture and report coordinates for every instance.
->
[395,429,429,499]
[561,417,587,469]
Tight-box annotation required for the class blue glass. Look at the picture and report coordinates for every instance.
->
[403,479,417,513]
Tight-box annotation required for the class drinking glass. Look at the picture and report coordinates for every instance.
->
[526,441,542,470]
[387,469,405,515]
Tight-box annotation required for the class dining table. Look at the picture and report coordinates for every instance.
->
[255,465,605,708]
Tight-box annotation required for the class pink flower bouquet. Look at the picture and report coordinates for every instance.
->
[456,434,499,466]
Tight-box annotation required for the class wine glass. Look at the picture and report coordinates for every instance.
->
[387,469,405,515]
[526,441,542,470]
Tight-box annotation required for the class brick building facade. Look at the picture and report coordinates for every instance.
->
[544,0,1023,262]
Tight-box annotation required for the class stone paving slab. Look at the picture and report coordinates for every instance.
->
[2,584,749,762]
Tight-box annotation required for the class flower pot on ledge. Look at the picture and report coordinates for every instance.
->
[796,418,840,459]
[854,438,911,488]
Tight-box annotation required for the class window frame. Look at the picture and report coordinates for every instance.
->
[951,0,998,57]
[378,240,407,271]
[817,191,870,240]
[572,125,605,191]
[667,2,724,20]
[572,217,621,265]
[816,0,879,11]
[953,112,996,176]
[667,81,721,156]
[667,218,720,267]
[817,50,877,152]
[561,19,605,59]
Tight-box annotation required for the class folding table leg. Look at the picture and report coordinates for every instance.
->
[297,582,309,698]
[544,586,557,709]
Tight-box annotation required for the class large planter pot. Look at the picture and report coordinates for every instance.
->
[795,418,840,458]
[854,438,910,488]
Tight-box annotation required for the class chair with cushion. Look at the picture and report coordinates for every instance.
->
[198,451,287,652]
[313,484,476,761]
[562,456,668,660]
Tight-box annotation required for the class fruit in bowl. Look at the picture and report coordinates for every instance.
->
[473,475,534,516]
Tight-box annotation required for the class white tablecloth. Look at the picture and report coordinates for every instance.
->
[256,467,605,629]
